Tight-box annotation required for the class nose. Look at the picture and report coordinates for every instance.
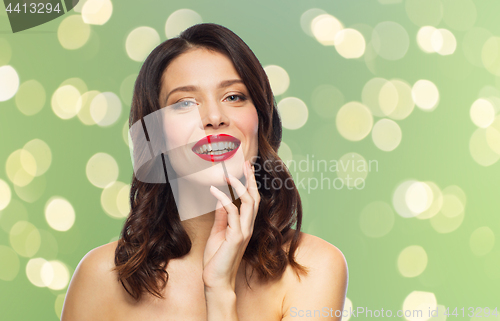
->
[199,99,229,130]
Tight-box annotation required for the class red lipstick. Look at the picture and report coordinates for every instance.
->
[192,134,241,162]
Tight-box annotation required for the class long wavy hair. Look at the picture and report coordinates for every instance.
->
[114,23,308,301]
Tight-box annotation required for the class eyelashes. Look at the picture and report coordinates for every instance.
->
[170,94,248,110]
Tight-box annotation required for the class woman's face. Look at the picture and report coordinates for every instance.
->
[158,47,259,187]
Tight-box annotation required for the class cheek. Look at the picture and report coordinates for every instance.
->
[163,117,195,150]
[237,108,259,151]
[239,108,259,138]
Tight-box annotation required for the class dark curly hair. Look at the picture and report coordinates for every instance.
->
[113,22,308,301]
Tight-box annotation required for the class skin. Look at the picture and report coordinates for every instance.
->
[61,48,348,321]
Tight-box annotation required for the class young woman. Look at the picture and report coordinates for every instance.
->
[61,23,348,321]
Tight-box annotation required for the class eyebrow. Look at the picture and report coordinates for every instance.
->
[163,79,246,106]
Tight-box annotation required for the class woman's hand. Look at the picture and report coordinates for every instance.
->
[202,160,260,292]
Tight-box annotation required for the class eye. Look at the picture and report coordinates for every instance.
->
[172,100,197,109]
[225,94,247,102]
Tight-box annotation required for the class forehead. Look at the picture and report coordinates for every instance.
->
[161,48,242,91]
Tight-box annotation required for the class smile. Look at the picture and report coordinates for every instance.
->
[192,134,241,162]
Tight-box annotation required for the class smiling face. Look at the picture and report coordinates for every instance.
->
[158,47,259,186]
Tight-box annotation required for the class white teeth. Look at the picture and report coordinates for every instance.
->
[195,141,239,155]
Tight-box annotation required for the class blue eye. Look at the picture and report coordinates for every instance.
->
[173,100,196,109]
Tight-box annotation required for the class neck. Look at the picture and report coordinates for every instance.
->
[180,211,216,266]
[172,176,222,266]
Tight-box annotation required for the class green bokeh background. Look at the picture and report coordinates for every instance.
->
[1,0,500,320]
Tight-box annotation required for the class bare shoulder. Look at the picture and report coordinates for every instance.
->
[294,230,348,272]
[281,230,348,320]
[61,241,123,321]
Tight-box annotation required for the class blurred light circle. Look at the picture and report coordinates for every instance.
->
[442,0,477,31]
[0,179,12,210]
[442,185,466,206]
[430,28,457,55]
[0,65,19,102]
[402,291,437,321]
[387,79,415,120]
[311,84,344,119]
[406,181,433,214]
[417,26,437,53]
[378,79,398,116]
[119,74,137,107]
[14,174,47,204]
[470,98,495,128]
[486,115,500,154]
[126,26,160,62]
[482,36,500,77]
[55,293,66,319]
[0,245,19,281]
[277,141,293,165]
[165,9,202,39]
[334,28,366,59]
[430,206,465,233]
[77,90,100,125]
[116,183,131,218]
[336,101,373,141]
[89,91,122,127]
[415,181,443,220]
[81,0,113,25]
[300,8,327,37]
[26,257,49,287]
[51,85,82,119]
[86,152,119,188]
[440,194,464,218]
[277,97,308,130]
[469,127,500,166]
[73,0,86,12]
[43,260,70,290]
[22,139,52,177]
[470,226,495,256]
[361,78,399,117]
[101,181,128,218]
[371,118,402,151]
[57,15,91,50]
[359,201,395,237]
[264,65,290,96]
[60,77,88,96]
[343,297,353,321]
[9,221,41,257]
[36,229,59,260]
[6,149,35,187]
[371,21,410,60]
[15,80,46,116]
[19,149,37,177]
[463,28,492,68]
[337,152,368,188]
[311,14,343,46]
[397,245,428,277]
[122,120,130,147]
[412,80,439,111]
[405,0,443,26]
[44,197,76,232]
[393,180,419,218]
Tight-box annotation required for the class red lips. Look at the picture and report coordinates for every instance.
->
[192,134,241,162]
